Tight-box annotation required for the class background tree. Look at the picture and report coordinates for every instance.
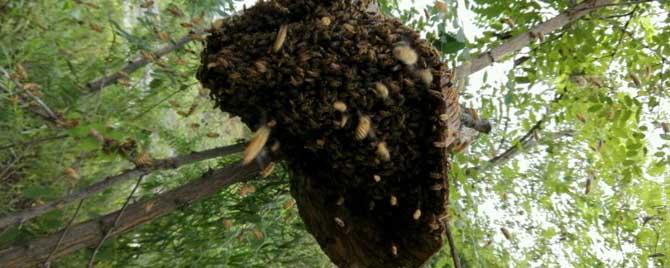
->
[0,0,668,267]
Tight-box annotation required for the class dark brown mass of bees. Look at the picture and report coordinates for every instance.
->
[197,1,462,267]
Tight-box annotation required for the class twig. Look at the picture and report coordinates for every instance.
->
[0,134,68,151]
[616,26,669,65]
[606,6,638,69]
[131,87,184,120]
[453,0,615,77]
[0,143,244,229]
[0,67,61,123]
[0,163,257,267]
[43,199,85,268]
[87,175,144,268]
[444,220,461,268]
[86,30,203,92]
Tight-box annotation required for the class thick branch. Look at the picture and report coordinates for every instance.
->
[0,162,257,267]
[0,143,244,230]
[86,31,201,92]
[454,0,614,76]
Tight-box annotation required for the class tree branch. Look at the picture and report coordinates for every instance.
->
[0,162,258,267]
[86,31,202,92]
[0,143,244,230]
[43,199,85,267]
[453,0,614,77]
[0,134,69,151]
[87,175,144,268]
[444,221,461,268]
[469,126,574,173]
[1,67,61,123]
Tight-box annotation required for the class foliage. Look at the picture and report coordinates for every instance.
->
[0,0,669,267]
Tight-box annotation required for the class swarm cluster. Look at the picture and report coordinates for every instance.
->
[197,1,460,267]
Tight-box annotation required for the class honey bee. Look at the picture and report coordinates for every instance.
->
[390,195,398,206]
[334,217,345,228]
[333,101,347,112]
[355,115,371,140]
[260,162,275,178]
[212,19,225,30]
[158,31,169,41]
[529,31,545,41]
[242,126,271,165]
[336,196,345,206]
[430,184,443,191]
[254,60,268,73]
[373,174,381,182]
[89,129,105,142]
[335,115,349,128]
[63,167,80,180]
[500,227,512,240]
[270,141,281,152]
[434,1,448,13]
[391,242,398,256]
[272,24,288,53]
[416,69,433,85]
[429,172,441,179]
[319,16,332,27]
[376,141,391,161]
[343,23,355,33]
[501,18,515,27]
[374,82,389,98]
[134,151,153,167]
[392,44,418,65]
[413,209,422,220]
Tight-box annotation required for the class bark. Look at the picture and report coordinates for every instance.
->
[0,162,257,268]
[453,0,614,77]
[0,143,244,230]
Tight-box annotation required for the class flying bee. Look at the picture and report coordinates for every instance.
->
[392,44,418,65]
[376,141,391,161]
[333,101,347,112]
[242,126,271,165]
[336,196,345,206]
[271,24,288,53]
[374,82,389,98]
[413,209,422,220]
[373,174,381,182]
[355,115,371,140]
[260,162,275,178]
[334,217,345,228]
[416,69,433,85]
[390,195,398,206]
[391,242,398,256]
[270,141,280,152]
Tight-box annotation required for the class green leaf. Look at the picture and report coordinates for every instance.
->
[432,32,466,54]
[22,185,58,199]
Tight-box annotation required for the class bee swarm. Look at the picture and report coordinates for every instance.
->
[197,1,459,267]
